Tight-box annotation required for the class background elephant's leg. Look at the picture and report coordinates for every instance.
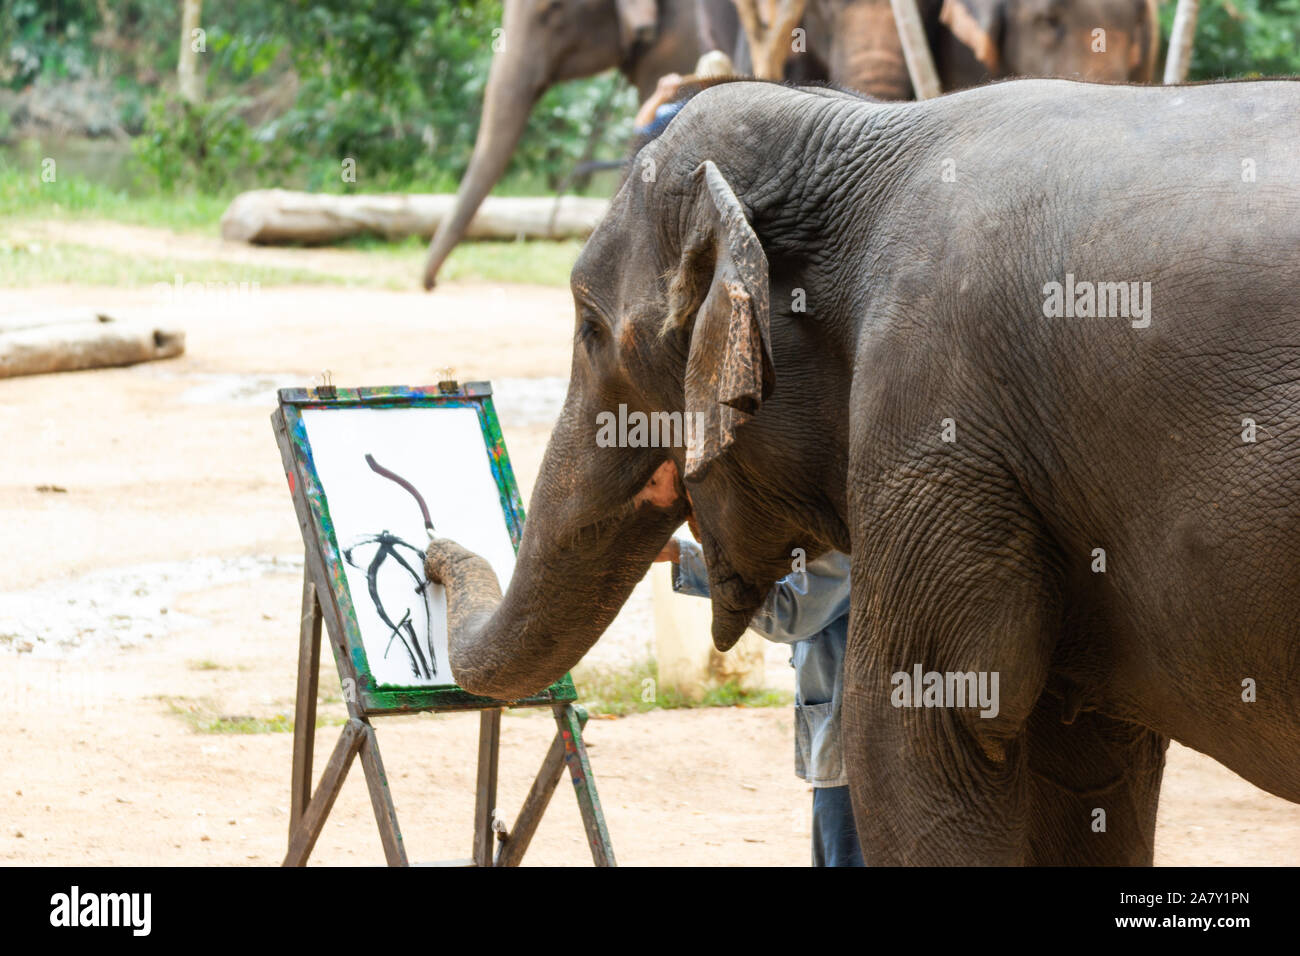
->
[845,465,1062,865]
[1024,702,1168,865]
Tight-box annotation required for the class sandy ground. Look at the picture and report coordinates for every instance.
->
[1,235,1297,865]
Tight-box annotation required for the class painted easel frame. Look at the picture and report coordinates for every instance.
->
[271,382,614,866]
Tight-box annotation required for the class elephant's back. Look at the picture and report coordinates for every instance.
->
[855,77,1300,590]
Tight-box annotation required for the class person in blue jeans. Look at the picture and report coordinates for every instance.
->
[658,535,862,866]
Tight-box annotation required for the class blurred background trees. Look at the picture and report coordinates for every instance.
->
[1159,0,1299,80]
[0,0,636,195]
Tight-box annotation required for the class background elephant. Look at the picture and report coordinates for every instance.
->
[420,0,708,290]
[425,77,1300,863]
[933,0,1161,90]
[701,0,1159,98]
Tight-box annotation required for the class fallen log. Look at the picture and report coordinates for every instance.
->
[0,316,185,379]
[219,189,610,245]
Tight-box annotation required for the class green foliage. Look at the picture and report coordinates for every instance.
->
[515,75,638,191]
[206,23,285,84]
[273,0,636,191]
[1,0,635,196]
[13,0,1295,208]
[0,0,180,89]
[0,0,98,86]
[132,93,283,192]
[1162,0,1300,80]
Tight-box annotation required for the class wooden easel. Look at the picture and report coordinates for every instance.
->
[284,560,615,867]
[273,385,615,867]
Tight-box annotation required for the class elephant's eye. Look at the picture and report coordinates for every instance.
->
[578,317,602,348]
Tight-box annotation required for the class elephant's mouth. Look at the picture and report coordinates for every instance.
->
[632,457,689,514]
[557,457,690,552]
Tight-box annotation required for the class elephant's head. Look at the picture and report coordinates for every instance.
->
[428,84,855,698]
[940,0,1159,85]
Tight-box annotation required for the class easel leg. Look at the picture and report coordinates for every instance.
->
[473,708,502,866]
[494,717,570,866]
[358,721,408,866]
[554,704,616,866]
[284,718,365,866]
[290,565,323,835]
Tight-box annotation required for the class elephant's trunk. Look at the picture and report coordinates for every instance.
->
[420,30,542,290]
[427,510,681,698]
[426,429,688,699]
[424,538,508,691]
[830,3,914,100]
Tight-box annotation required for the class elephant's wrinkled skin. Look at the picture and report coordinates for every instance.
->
[427,78,1300,864]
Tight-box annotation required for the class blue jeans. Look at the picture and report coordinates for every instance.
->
[812,786,864,867]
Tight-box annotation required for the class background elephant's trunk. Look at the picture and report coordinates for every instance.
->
[830,3,915,99]
[421,38,542,290]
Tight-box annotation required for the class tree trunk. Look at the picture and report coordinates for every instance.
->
[889,0,942,98]
[732,0,807,79]
[1163,0,1199,84]
[177,0,203,103]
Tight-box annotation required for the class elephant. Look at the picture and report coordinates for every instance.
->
[702,0,1159,99]
[931,0,1161,89]
[420,0,712,291]
[425,76,1300,864]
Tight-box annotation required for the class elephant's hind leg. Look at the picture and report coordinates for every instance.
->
[845,458,1063,865]
[1024,700,1168,865]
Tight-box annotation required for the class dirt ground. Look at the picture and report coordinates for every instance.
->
[1,228,1297,865]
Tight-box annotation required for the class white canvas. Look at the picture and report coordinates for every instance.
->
[301,405,517,688]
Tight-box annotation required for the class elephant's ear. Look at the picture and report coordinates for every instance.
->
[671,160,774,483]
[940,0,1002,74]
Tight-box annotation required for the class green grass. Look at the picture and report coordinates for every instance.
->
[0,162,229,232]
[159,658,787,730]
[0,161,583,288]
[572,658,792,717]
[441,238,583,286]
[187,660,227,672]
[337,232,585,285]
[0,235,579,289]
[161,695,346,734]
